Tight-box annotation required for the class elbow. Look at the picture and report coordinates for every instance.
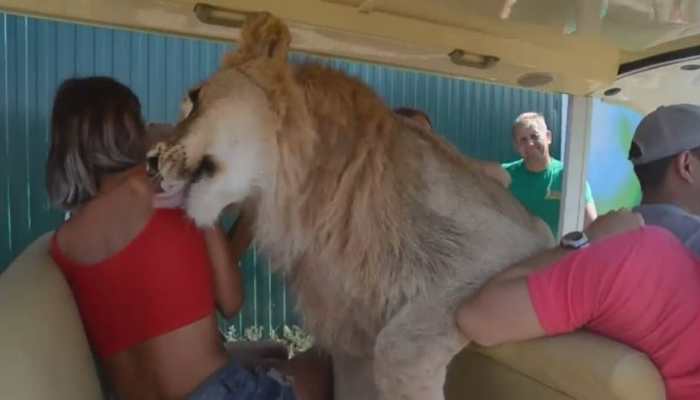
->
[456,301,502,348]
[218,293,244,319]
[219,303,242,320]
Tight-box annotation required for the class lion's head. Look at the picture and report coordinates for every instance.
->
[149,12,316,226]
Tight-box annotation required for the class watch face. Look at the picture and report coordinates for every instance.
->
[564,231,584,241]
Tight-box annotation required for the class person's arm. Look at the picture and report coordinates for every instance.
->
[491,210,643,283]
[582,182,598,228]
[583,202,598,228]
[204,215,252,318]
[456,210,644,346]
[457,275,546,346]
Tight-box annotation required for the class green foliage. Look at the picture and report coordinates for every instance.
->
[222,324,314,358]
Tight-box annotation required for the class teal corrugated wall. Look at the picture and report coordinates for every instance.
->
[0,12,562,335]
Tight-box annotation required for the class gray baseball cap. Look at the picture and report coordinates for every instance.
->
[630,104,700,165]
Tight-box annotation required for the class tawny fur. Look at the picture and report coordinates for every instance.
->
[151,12,554,400]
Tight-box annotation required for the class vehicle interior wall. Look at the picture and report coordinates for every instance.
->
[0,11,563,337]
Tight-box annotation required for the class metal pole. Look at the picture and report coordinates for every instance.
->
[559,96,593,237]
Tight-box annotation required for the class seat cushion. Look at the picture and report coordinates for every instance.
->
[446,350,575,400]
[0,233,104,400]
[447,331,665,400]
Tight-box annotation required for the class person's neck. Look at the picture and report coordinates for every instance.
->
[642,189,700,216]
[99,165,143,195]
[524,155,550,173]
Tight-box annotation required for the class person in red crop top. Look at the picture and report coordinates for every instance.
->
[46,77,332,400]
[456,211,700,400]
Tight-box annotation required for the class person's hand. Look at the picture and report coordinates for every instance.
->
[584,209,645,243]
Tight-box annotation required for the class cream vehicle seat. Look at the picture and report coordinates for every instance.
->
[0,235,668,400]
[446,332,667,400]
[0,233,104,400]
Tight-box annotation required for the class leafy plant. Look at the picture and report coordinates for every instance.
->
[222,324,314,358]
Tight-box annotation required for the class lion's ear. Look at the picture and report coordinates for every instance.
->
[223,12,291,67]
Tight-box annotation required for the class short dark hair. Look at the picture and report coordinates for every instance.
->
[631,143,700,193]
[46,77,147,210]
[393,107,432,128]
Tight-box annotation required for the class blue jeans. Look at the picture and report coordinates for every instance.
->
[187,360,296,400]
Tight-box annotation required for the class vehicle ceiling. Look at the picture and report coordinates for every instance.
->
[1,0,699,111]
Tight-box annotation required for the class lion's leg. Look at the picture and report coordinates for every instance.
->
[333,352,379,400]
[374,299,468,400]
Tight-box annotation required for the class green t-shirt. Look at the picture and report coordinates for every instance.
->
[502,158,593,236]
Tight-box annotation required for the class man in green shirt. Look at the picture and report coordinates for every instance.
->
[502,112,597,237]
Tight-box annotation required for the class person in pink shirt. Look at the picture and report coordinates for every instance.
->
[456,211,700,400]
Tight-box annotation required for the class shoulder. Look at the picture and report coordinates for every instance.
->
[637,203,700,224]
[639,225,681,243]
[590,226,685,267]
[548,158,564,173]
[501,159,524,173]
[637,204,700,236]
[96,173,154,221]
[125,174,154,199]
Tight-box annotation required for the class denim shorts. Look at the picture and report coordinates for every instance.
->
[187,359,296,400]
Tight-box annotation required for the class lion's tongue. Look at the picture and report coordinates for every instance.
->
[152,181,187,209]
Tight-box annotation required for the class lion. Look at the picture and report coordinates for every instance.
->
[148,12,554,400]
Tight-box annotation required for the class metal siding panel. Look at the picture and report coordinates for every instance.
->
[4,15,16,262]
[26,19,39,234]
[0,14,562,337]
[112,30,131,85]
[130,32,148,116]
[147,35,166,122]
[182,38,197,91]
[76,25,95,76]
[268,263,288,333]
[242,248,259,331]
[35,19,63,235]
[259,256,272,335]
[165,36,184,123]
[6,15,26,269]
[0,14,9,269]
[95,28,112,76]
[56,23,76,82]
[7,16,30,266]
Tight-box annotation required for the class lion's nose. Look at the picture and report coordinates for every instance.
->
[146,154,160,177]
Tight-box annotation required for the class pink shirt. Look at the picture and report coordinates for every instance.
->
[528,226,700,400]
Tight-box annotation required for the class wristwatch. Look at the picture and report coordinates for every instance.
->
[560,230,590,250]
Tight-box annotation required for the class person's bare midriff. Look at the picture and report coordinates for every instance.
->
[104,315,228,400]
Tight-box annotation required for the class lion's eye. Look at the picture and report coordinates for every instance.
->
[188,87,201,105]
[192,155,218,183]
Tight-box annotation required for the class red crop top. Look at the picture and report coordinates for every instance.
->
[50,208,215,359]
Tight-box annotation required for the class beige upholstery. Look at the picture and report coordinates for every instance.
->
[446,332,666,400]
[0,233,104,400]
[0,233,667,400]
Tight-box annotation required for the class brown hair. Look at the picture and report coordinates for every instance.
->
[46,77,147,210]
